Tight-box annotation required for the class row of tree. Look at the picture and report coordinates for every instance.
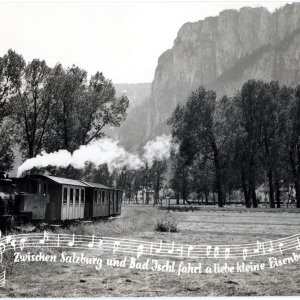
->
[168,80,300,208]
[0,49,129,169]
[116,160,168,204]
[46,79,300,209]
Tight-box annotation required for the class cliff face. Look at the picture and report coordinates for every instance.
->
[146,3,300,139]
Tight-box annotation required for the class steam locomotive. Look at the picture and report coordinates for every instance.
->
[0,171,123,231]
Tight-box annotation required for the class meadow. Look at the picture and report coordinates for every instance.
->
[0,205,299,297]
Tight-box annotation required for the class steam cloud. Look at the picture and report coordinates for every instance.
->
[17,135,172,177]
[143,134,172,167]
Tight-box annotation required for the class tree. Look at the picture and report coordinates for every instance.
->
[44,64,88,152]
[168,87,230,207]
[88,164,112,186]
[189,156,214,205]
[233,80,269,208]
[132,172,142,203]
[258,82,290,208]
[116,168,137,203]
[232,80,295,208]
[0,49,25,122]
[11,59,52,158]
[131,167,149,204]
[80,72,129,145]
[0,49,24,170]
[167,149,190,205]
[283,85,300,208]
[45,65,129,153]
[0,123,14,172]
[151,159,167,205]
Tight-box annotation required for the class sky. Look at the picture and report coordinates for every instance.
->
[0,0,292,83]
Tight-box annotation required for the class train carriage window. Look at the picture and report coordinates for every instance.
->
[112,190,115,211]
[102,191,105,204]
[117,191,119,209]
[94,190,97,204]
[75,189,79,205]
[42,183,47,194]
[63,187,68,205]
[99,190,102,205]
[29,181,38,193]
[70,188,74,205]
[81,189,84,205]
[98,190,101,205]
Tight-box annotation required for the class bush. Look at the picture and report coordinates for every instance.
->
[155,215,179,233]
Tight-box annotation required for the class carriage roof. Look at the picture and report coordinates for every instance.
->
[81,181,123,191]
[81,181,112,190]
[23,175,122,191]
[26,175,87,187]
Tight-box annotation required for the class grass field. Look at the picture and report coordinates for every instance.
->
[0,205,300,297]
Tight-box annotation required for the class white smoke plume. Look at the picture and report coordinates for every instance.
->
[143,134,172,167]
[17,135,173,177]
[17,138,144,177]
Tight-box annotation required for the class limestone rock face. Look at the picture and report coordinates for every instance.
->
[146,3,300,140]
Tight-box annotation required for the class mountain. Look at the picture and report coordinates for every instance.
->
[105,83,151,149]
[144,3,300,140]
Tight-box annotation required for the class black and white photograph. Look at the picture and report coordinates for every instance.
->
[0,0,299,297]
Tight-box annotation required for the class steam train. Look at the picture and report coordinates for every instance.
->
[0,171,123,231]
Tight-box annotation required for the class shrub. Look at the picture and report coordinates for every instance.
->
[155,215,179,233]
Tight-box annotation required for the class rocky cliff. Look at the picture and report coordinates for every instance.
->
[146,3,300,140]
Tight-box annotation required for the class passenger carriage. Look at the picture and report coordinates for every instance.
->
[6,174,122,225]
[46,176,86,221]
[81,181,122,218]
[14,175,86,221]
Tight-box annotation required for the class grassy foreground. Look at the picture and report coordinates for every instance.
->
[0,205,299,297]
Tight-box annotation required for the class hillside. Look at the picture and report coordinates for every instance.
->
[105,83,151,149]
